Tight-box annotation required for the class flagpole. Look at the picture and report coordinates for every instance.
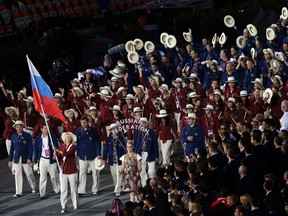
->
[39,103,62,172]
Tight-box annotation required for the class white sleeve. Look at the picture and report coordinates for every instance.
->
[136,154,141,161]
[120,155,125,162]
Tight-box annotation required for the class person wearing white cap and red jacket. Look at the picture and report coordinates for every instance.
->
[22,96,40,136]
[155,110,179,166]
[223,97,243,127]
[180,113,205,158]
[134,117,159,187]
[170,78,187,134]
[223,76,241,101]
[201,105,219,141]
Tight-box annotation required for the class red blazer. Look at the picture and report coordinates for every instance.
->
[99,96,117,120]
[139,77,161,99]
[156,116,179,143]
[22,109,40,128]
[224,87,240,101]
[3,118,16,139]
[249,95,264,116]
[223,108,243,127]
[33,117,59,139]
[170,88,187,112]
[59,143,78,174]
[201,114,219,137]
[89,118,107,142]
[63,118,81,134]
[70,97,86,117]
[122,105,134,119]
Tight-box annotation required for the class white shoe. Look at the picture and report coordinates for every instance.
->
[115,192,120,197]
[61,208,67,214]
[32,189,37,194]
[92,191,98,195]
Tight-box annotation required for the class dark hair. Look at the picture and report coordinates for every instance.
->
[251,129,262,143]
[274,136,283,146]
[40,123,47,129]
[80,116,89,122]
[145,195,156,206]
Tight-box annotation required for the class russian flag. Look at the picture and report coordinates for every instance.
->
[26,55,67,124]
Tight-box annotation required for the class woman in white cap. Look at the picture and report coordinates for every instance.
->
[63,109,80,134]
[201,105,219,141]
[187,92,202,121]
[71,87,86,117]
[159,84,173,113]
[179,104,194,134]
[82,96,96,115]
[133,85,146,110]
[239,90,253,122]
[66,78,81,104]
[81,69,97,97]
[53,132,79,214]
[116,86,128,107]
[223,97,243,127]
[223,76,241,101]
[22,96,40,136]
[206,79,222,104]
[187,75,205,101]
[122,94,135,119]
[155,110,179,166]
[211,90,225,121]
[0,106,20,157]
[250,86,265,118]
[97,88,118,122]
[109,76,120,94]
[170,78,187,133]
[138,63,161,100]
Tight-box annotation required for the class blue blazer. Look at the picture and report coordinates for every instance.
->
[76,126,101,160]
[9,132,33,164]
[181,123,205,156]
[134,128,159,162]
[33,133,59,164]
[102,135,127,166]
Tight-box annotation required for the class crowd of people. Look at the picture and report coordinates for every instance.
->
[2,5,288,216]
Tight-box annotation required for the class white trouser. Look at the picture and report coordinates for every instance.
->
[140,152,156,187]
[60,172,79,210]
[174,112,181,134]
[13,156,36,195]
[110,164,122,193]
[6,139,11,155]
[39,157,60,197]
[78,159,99,194]
[160,139,173,165]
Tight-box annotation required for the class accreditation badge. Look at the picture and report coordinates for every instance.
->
[251,73,254,77]
[194,132,198,136]
[89,136,93,141]
[23,140,27,144]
